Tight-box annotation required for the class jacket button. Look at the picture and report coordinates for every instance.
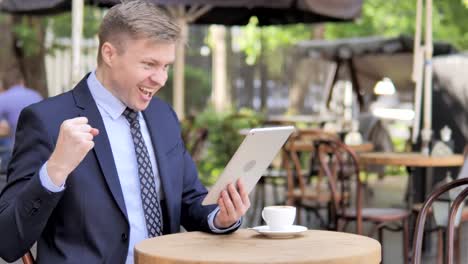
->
[33,199,42,209]
[121,233,128,242]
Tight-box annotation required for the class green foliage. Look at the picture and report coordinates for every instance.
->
[325,0,468,50]
[187,107,265,186]
[48,6,102,39]
[158,65,211,114]
[12,6,102,57]
[235,17,312,78]
[13,17,46,57]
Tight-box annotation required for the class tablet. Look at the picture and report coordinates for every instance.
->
[202,126,295,205]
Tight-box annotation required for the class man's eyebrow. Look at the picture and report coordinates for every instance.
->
[143,58,174,65]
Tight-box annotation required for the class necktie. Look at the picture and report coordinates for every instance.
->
[123,107,163,237]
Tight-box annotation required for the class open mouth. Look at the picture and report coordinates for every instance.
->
[138,86,154,98]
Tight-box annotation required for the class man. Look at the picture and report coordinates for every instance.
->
[0,68,43,174]
[0,1,250,263]
[0,67,43,148]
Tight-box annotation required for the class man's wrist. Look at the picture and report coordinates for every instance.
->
[46,158,70,186]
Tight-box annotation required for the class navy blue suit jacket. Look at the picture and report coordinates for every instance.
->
[0,76,220,263]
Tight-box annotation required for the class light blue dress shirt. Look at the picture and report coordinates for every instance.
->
[39,71,240,263]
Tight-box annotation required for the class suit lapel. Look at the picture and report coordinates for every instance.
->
[72,76,128,220]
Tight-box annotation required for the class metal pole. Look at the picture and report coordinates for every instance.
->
[411,0,424,144]
[421,0,433,154]
[71,0,84,87]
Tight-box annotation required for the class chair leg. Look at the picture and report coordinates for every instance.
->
[378,227,384,264]
[297,205,303,225]
[22,251,35,264]
[271,178,281,205]
[403,219,409,264]
[455,225,461,264]
[248,182,264,226]
[437,229,443,264]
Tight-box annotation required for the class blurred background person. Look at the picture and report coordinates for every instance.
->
[0,67,43,172]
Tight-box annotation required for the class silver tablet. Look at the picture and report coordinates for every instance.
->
[202,126,295,205]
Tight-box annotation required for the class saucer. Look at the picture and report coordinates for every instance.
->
[250,225,307,238]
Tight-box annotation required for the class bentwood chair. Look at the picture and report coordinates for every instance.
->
[412,177,468,264]
[21,250,35,264]
[316,138,410,264]
[284,129,340,227]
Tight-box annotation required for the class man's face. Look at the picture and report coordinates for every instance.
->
[106,38,175,111]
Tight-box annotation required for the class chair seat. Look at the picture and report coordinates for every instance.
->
[412,203,432,213]
[342,207,410,222]
[290,187,349,204]
[263,168,309,178]
[414,203,468,223]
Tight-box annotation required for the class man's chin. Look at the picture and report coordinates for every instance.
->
[133,102,151,112]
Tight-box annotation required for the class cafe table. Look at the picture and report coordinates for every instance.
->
[135,229,381,264]
[358,152,464,207]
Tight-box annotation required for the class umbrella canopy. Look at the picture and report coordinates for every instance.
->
[295,35,456,101]
[0,0,362,24]
[1,0,363,119]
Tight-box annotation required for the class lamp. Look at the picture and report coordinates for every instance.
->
[374,77,396,95]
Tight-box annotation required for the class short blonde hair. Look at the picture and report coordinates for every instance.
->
[97,0,180,65]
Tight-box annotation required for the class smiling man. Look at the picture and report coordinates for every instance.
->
[0,1,250,263]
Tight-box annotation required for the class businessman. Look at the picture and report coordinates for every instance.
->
[0,1,250,263]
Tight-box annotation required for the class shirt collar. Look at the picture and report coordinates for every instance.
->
[87,70,127,120]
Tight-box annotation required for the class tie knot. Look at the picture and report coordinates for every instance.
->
[123,107,139,124]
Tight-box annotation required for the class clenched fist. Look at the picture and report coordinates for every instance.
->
[47,117,99,186]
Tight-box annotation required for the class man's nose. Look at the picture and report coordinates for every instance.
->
[149,71,166,86]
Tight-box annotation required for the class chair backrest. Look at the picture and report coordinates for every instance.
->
[316,138,363,234]
[283,129,339,204]
[412,177,468,264]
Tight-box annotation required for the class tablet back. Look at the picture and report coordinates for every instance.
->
[202,126,295,205]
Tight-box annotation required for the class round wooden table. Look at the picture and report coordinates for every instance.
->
[358,152,465,210]
[135,229,381,264]
[358,152,464,167]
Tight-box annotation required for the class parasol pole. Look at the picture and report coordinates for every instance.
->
[421,0,433,154]
[165,5,212,120]
[71,0,84,87]
[411,0,424,144]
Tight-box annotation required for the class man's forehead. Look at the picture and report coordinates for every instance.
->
[123,37,174,58]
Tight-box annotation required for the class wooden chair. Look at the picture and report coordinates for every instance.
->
[412,177,468,264]
[316,138,410,264]
[284,129,340,227]
[22,250,35,264]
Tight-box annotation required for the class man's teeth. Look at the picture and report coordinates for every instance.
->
[139,87,152,96]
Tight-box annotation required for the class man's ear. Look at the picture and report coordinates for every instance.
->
[100,42,116,67]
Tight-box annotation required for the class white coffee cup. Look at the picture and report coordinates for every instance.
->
[261,205,296,231]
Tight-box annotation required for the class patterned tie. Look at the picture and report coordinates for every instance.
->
[123,107,163,237]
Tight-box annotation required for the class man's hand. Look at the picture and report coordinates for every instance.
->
[0,120,10,137]
[47,117,99,186]
[214,178,251,229]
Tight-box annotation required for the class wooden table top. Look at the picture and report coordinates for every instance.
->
[135,229,381,264]
[286,141,374,153]
[267,114,336,124]
[359,152,465,167]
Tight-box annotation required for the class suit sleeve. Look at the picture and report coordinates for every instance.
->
[0,107,64,262]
